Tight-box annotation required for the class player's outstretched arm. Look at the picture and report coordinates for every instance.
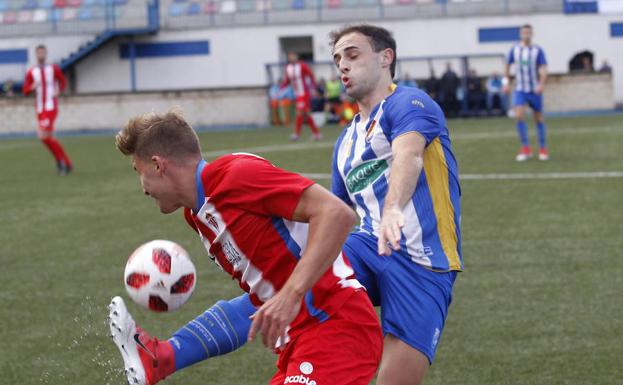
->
[248,184,356,348]
[378,132,426,256]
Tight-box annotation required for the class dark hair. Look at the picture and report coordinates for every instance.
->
[35,44,46,51]
[521,24,532,30]
[330,24,397,78]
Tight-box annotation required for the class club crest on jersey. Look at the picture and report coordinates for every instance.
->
[204,212,219,230]
[345,159,388,194]
[365,120,377,142]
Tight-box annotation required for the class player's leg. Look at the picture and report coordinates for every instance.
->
[291,97,306,141]
[302,96,321,140]
[48,110,73,173]
[513,92,532,161]
[38,110,72,174]
[375,248,457,385]
[530,94,548,160]
[109,294,256,385]
[376,335,429,385]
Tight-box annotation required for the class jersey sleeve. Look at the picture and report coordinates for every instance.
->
[301,62,316,88]
[381,90,442,145]
[536,48,547,66]
[22,69,33,95]
[53,64,67,92]
[331,133,353,206]
[223,155,315,220]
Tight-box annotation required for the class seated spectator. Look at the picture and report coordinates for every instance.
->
[325,76,343,124]
[424,69,440,103]
[440,62,460,117]
[279,85,295,126]
[598,60,612,74]
[2,80,15,97]
[580,56,594,73]
[485,71,506,115]
[312,77,326,112]
[466,69,484,115]
[269,79,284,126]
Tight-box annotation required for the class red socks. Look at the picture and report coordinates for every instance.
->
[41,137,72,167]
[294,114,319,136]
[306,115,319,134]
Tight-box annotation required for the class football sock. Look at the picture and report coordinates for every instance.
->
[168,294,256,371]
[516,120,529,147]
[41,137,62,163]
[42,137,72,167]
[294,115,304,136]
[306,115,319,134]
[536,121,547,149]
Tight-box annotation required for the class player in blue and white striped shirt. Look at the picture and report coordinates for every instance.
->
[504,24,549,161]
[330,24,461,385]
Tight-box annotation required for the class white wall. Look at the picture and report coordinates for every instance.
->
[0,35,92,81]
[2,13,621,103]
[71,13,623,103]
[0,88,268,134]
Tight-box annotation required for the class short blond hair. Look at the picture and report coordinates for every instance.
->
[116,109,201,161]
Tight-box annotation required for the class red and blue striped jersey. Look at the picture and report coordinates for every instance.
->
[184,154,363,344]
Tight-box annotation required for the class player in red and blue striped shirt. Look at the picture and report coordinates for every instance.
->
[109,110,381,385]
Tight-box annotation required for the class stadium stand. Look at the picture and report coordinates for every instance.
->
[0,0,565,35]
[0,0,620,132]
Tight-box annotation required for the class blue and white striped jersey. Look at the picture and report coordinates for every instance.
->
[331,85,462,272]
[507,44,547,93]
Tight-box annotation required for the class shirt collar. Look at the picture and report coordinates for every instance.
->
[194,159,207,213]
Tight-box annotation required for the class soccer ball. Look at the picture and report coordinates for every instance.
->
[124,240,196,312]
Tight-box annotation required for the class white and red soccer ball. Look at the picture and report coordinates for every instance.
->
[124,240,196,312]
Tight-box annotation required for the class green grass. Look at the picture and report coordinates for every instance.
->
[1,114,622,385]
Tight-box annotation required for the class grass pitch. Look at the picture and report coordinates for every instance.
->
[1,114,622,385]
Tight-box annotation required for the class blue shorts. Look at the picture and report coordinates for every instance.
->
[343,232,457,364]
[513,91,543,112]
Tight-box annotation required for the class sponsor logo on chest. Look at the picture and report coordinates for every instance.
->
[345,159,388,194]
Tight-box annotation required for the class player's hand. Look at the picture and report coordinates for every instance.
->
[535,84,544,95]
[378,205,405,256]
[248,289,301,349]
[502,84,510,94]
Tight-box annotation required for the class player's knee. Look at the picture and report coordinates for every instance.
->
[376,336,429,385]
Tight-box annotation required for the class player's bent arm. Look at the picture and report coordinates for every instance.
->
[22,71,34,95]
[378,132,426,255]
[537,65,548,92]
[248,184,356,347]
[502,63,511,93]
[286,184,356,297]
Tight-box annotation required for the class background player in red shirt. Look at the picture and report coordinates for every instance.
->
[280,52,322,141]
[23,44,73,175]
[109,109,382,385]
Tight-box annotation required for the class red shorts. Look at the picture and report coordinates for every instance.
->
[37,110,58,132]
[269,290,382,385]
[295,96,311,112]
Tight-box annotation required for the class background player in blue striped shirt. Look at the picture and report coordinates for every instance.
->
[503,24,549,161]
